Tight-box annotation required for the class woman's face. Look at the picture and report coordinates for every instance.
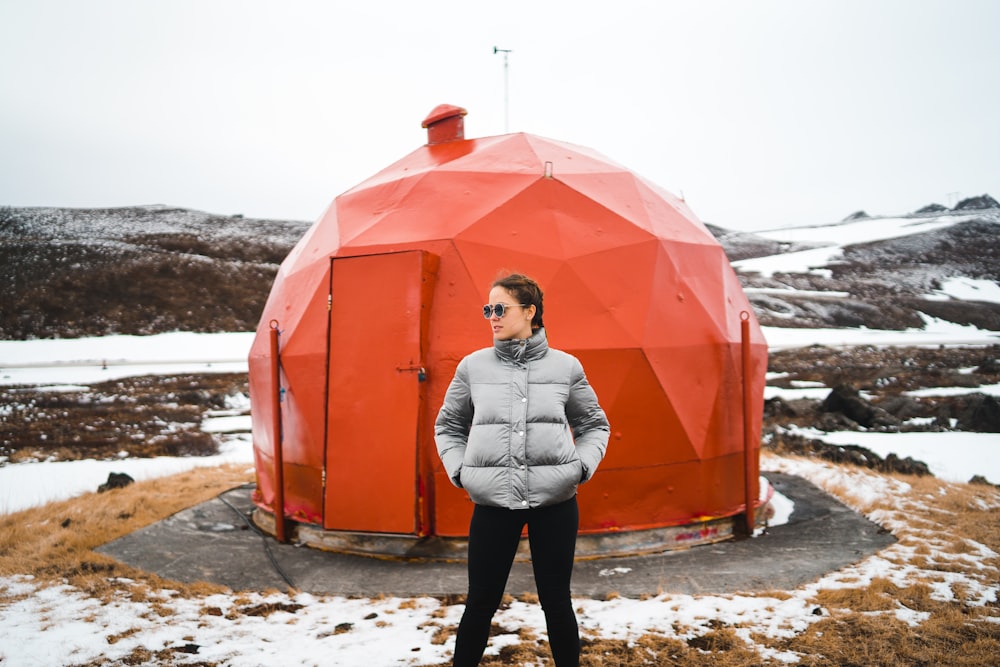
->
[487,286,535,341]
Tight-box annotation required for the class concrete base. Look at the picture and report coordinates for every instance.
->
[251,501,772,561]
[97,473,895,598]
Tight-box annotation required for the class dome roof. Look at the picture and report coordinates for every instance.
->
[248,107,768,557]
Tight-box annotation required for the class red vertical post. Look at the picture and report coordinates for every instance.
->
[269,320,287,543]
[741,311,757,536]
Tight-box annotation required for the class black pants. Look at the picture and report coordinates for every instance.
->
[452,496,580,667]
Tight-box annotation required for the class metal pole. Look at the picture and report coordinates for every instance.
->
[269,320,287,543]
[740,311,757,536]
[494,46,512,133]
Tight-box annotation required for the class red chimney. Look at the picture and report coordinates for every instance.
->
[422,104,468,145]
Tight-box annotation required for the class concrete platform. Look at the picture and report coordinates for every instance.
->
[97,473,895,598]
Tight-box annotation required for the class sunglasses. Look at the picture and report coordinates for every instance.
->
[482,303,528,319]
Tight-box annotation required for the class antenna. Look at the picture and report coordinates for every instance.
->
[493,46,512,133]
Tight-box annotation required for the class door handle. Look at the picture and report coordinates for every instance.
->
[396,364,427,382]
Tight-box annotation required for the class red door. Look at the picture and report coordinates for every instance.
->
[324,251,434,533]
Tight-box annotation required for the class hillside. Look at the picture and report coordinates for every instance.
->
[0,205,308,340]
[2,200,998,340]
[718,196,1000,331]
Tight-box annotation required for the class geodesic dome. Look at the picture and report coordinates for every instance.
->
[247,104,768,558]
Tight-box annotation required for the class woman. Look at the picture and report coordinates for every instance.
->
[435,273,611,667]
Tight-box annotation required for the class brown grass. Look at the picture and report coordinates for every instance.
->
[779,460,1000,667]
[770,607,1000,667]
[0,463,253,596]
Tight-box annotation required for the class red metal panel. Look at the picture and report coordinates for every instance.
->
[579,453,755,532]
[324,251,429,534]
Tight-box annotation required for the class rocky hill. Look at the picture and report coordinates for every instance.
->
[0,206,308,339]
[1,199,998,339]
[716,196,1000,331]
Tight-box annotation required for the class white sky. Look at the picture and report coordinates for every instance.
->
[1,0,998,231]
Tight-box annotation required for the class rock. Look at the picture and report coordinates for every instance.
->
[764,397,798,418]
[975,356,1000,376]
[955,394,1000,432]
[827,444,877,468]
[98,472,135,493]
[815,412,859,431]
[763,427,934,478]
[883,453,931,477]
[969,475,997,487]
[821,384,900,429]
[878,395,924,421]
[915,203,948,214]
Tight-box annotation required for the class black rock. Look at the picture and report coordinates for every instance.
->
[821,384,900,429]
[955,394,1000,432]
[878,395,924,421]
[883,453,931,477]
[764,396,799,418]
[98,472,135,493]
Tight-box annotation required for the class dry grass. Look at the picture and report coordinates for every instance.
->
[761,458,1000,667]
[0,463,253,596]
[770,606,1000,667]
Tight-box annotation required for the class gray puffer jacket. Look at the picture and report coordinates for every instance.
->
[434,328,611,510]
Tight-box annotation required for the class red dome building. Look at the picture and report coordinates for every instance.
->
[248,104,769,558]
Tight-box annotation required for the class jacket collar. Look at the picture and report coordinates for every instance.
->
[494,327,548,365]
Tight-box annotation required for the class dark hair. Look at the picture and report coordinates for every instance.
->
[492,273,544,329]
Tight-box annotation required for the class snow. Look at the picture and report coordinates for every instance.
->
[925,277,1000,305]
[2,450,996,666]
[784,428,1000,484]
[764,385,831,400]
[906,383,1000,398]
[745,287,851,299]
[733,209,998,282]
[0,583,462,667]
[763,313,999,350]
[0,438,253,515]
[732,245,841,278]
[0,331,254,386]
[752,214,966,246]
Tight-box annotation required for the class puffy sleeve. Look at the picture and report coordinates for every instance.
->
[434,357,474,488]
[565,357,611,483]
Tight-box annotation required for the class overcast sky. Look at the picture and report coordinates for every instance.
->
[1,0,997,231]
